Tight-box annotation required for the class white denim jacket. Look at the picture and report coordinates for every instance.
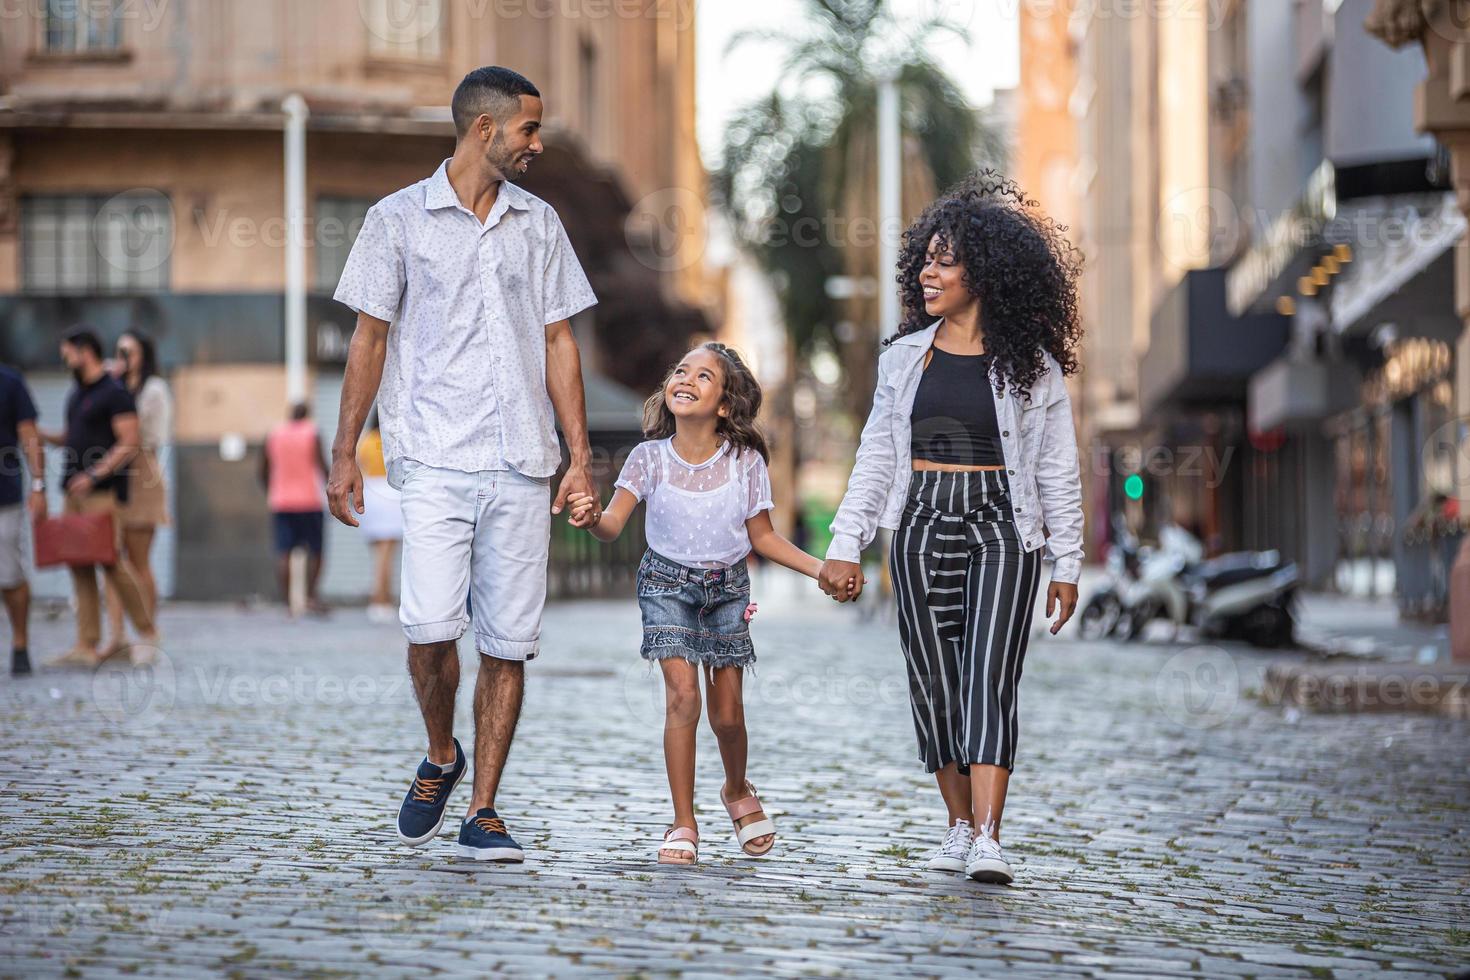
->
[826,320,1085,584]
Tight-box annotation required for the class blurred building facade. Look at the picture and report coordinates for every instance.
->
[1059,0,1465,634]
[0,0,706,601]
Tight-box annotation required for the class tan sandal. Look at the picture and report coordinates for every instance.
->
[721,781,776,856]
[658,826,699,865]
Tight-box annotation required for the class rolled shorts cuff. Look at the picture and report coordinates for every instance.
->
[474,632,539,662]
[403,616,469,646]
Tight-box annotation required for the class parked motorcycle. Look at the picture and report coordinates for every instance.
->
[1077,517,1137,640]
[1114,524,1299,648]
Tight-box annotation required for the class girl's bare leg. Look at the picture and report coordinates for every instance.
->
[705,664,773,851]
[660,658,701,863]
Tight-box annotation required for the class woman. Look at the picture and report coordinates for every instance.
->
[818,172,1084,885]
[105,329,172,659]
[357,409,403,623]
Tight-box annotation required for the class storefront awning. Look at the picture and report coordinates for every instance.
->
[1330,192,1465,339]
[1140,268,1291,415]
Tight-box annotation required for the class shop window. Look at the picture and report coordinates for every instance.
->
[21,192,172,294]
[316,196,376,291]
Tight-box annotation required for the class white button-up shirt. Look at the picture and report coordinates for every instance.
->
[333,160,597,478]
[826,320,1086,584]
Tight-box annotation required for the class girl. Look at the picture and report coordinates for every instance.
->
[567,342,848,865]
[817,172,1085,885]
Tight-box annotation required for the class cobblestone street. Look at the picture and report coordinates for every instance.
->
[2,572,1468,977]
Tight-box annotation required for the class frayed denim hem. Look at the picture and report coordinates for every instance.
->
[640,627,755,670]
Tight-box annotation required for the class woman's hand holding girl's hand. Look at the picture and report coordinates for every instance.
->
[565,491,602,529]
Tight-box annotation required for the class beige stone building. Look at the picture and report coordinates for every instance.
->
[0,0,707,600]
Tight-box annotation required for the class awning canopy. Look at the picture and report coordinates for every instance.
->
[1330,192,1464,341]
[1140,268,1292,415]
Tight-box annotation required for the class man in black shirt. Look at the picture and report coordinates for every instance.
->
[42,328,160,668]
[0,363,45,676]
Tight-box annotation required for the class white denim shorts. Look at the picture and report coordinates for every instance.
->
[0,504,24,590]
[389,458,552,661]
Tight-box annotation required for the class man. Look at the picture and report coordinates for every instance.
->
[43,329,160,668]
[0,362,45,676]
[329,67,599,863]
[260,403,330,615]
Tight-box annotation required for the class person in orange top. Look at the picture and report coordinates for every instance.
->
[260,403,330,615]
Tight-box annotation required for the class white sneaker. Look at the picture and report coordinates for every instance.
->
[924,819,974,872]
[965,828,1014,884]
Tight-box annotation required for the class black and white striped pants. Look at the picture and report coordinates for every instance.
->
[890,470,1043,774]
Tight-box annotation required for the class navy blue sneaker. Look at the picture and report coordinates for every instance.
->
[396,738,466,847]
[456,808,524,863]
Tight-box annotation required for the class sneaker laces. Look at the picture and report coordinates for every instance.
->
[473,815,508,836]
[940,820,973,855]
[971,827,1004,860]
[410,774,444,803]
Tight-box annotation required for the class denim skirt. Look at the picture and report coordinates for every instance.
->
[636,549,756,669]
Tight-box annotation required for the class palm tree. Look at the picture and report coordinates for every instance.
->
[714,0,1006,409]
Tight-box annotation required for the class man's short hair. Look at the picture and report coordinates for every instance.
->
[452,66,540,138]
[62,327,104,359]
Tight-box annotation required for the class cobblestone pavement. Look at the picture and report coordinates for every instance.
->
[2,571,1468,978]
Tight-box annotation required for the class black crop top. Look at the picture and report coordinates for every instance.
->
[909,347,1005,467]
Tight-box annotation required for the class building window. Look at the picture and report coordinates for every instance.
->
[363,0,442,60]
[22,193,172,294]
[316,196,375,290]
[43,0,123,53]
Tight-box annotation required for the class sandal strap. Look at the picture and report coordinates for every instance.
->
[725,795,764,820]
[735,818,776,847]
[663,826,698,844]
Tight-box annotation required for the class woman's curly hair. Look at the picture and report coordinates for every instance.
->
[891,170,1083,403]
[642,342,770,463]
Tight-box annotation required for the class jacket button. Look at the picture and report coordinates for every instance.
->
[1007,469,1016,475]
[1002,430,1010,437]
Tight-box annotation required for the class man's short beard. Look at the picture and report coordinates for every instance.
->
[489,131,521,182]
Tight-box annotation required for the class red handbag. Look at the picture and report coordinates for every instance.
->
[33,511,119,568]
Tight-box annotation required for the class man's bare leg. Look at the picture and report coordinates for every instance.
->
[408,640,460,765]
[464,656,523,814]
[3,582,30,674]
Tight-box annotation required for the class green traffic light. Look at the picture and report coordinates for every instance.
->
[1124,474,1144,500]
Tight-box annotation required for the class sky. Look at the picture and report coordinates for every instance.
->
[695,0,1021,169]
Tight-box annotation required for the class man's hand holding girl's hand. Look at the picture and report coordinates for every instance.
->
[565,491,602,529]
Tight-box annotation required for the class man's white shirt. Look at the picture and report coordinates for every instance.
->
[334,159,597,479]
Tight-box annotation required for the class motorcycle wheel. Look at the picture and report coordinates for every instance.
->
[1241,604,1295,648]
[1121,600,1156,642]
[1079,593,1122,640]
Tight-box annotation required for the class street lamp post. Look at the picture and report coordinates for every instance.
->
[283,93,309,409]
[877,67,901,340]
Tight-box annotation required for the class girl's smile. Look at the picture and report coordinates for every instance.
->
[664,348,727,419]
